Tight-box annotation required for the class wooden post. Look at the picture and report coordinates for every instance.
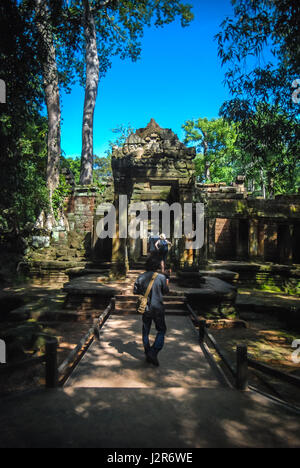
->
[236,344,248,391]
[45,338,58,388]
[199,320,206,343]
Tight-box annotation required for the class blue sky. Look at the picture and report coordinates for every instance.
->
[61,0,235,158]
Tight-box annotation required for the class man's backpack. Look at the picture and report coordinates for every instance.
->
[136,272,158,314]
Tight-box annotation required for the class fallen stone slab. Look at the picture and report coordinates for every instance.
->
[185,277,237,302]
[203,276,237,298]
[199,269,239,284]
[65,268,109,279]
[176,271,206,288]
[236,290,300,310]
[63,275,121,312]
[63,275,120,296]
[236,290,300,329]
[184,280,237,320]
[201,319,248,329]
[21,260,88,270]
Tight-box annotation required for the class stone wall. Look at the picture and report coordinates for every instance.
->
[198,182,300,265]
[215,218,235,259]
[66,187,97,235]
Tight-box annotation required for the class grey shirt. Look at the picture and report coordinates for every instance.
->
[134,271,169,312]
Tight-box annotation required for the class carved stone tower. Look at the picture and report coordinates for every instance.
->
[110,119,196,272]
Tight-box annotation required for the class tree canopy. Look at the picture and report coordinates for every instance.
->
[182,117,242,185]
[0,0,48,239]
[216,0,300,116]
[214,0,300,197]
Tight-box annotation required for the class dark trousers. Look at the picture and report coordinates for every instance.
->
[142,307,167,356]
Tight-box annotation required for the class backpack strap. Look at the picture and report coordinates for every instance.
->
[144,272,158,299]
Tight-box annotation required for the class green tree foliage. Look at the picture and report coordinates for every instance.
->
[63,156,81,184]
[215,0,300,197]
[216,0,300,115]
[233,104,299,197]
[0,0,48,240]
[62,154,112,189]
[52,173,73,220]
[94,122,136,186]
[94,156,112,183]
[182,117,242,184]
[22,0,80,92]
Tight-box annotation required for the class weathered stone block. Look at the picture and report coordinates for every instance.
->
[31,236,50,249]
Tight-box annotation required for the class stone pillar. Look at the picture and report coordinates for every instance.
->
[111,235,128,276]
[73,186,97,234]
[235,219,249,260]
[193,235,203,268]
[129,237,139,263]
[278,224,293,264]
[202,218,209,264]
[257,221,267,260]
[292,222,300,264]
[185,234,194,267]
[142,237,148,256]
[249,219,258,259]
[179,236,187,269]
[264,223,278,262]
[234,219,242,260]
[193,205,207,268]
[128,211,140,263]
[111,197,129,277]
[208,218,216,260]
[234,175,247,196]
[178,184,194,269]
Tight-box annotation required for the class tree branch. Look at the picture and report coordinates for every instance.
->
[104,12,127,41]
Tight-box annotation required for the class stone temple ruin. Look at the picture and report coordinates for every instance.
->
[93,120,298,268]
[2,119,300,443]
[21,119,300,322]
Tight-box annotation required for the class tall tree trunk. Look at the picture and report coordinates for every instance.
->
[260,168,266,199]
[80,0,100,185]
[202,133,210,182]
[35,0,61,227]
[267,173,274,199]
[205,164,211,182]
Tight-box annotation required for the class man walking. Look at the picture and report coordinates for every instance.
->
[134,256,169,366]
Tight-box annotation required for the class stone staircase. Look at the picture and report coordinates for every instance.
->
[114,294,187,315]
[113,269,188,316]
